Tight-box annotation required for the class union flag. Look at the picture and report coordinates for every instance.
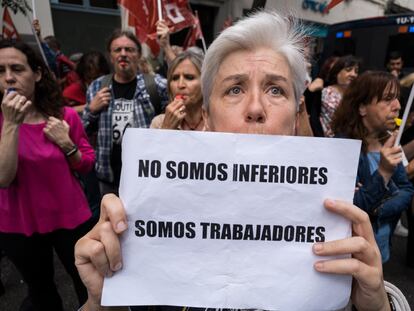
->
[118,0,194,55]
[2,7,19,40]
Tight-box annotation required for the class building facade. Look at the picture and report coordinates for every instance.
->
[1,0,413,57]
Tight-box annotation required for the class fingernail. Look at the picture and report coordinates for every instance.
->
[325,199,335,207]
[313,243,323,254]
[116,221,127,232]
[114,262,122,271]
[314,262,324,271]
[106,270,113,278]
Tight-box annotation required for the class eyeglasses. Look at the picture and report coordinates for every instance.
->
[111,46,138,54]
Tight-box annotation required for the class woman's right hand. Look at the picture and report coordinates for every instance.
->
[378,133,402,184]
[32,19,41,38]
[161,96,186,129]
[89,87,111,114]
[1,91,32,125]
[156,20,171,48]
[75,194,128,310]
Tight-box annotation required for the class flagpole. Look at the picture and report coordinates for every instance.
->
[25,14,49,69]
[200,32,207,54]
[195,11,207,53]
[395,83,414,148]
[157,0,163,20]
[31,0,37,20]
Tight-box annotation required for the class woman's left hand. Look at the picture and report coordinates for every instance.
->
[313,200,390,311]
[43,117,74,152]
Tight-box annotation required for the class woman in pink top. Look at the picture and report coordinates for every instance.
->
[0,40,95,310]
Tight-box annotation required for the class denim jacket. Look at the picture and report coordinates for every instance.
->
[354,153,414,225]
[353,152,413,261]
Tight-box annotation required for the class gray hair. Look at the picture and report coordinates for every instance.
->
[201,11,308,110]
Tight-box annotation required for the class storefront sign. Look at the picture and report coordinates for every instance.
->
[302,0,328,14]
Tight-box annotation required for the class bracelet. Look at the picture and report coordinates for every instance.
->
[388,293,396,311]
[65,145,78,157]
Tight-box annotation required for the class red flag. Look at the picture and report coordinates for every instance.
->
[118,0,194,55]
[183,11,204,50]
[323,0,345,13]
[2,7,19,40]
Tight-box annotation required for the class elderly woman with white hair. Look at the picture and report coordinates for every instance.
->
[74,11,408,311]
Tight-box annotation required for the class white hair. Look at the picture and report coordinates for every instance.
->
[201,10,308,110]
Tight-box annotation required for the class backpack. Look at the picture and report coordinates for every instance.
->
[100,73,163,115]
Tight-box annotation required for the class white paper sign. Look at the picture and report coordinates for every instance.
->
[102,129,361,311]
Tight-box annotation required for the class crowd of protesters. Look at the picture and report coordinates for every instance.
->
[1,10,414,311]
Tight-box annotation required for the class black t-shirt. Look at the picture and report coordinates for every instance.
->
[112,77,137,99]
[111,77,137,187]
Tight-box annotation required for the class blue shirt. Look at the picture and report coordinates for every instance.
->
[366,151,380,175]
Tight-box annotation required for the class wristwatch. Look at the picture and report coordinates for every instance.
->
[65,145,78,157]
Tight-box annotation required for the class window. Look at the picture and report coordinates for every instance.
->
[51,0,119,13]
[90,0,118,9]
[59,0,83,4]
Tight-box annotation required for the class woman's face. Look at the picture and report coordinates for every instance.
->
[84,66,102,87]
[0,47,41,101]
[204,47,297,135]
[336,65,358,87]
[360,83,401,134]
[169,59,202,106]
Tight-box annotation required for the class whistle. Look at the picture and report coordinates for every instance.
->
[394,118,402,127]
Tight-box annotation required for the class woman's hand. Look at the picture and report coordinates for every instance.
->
[43,116,74,152]
[0,91,31,187]
[156,20,171,48]
[307,77,324,92]
[90,87,111,114]
[379,133,402,184]
[313,199,390,311]
[75,194,128,310]
[355,182,363,192]
[1,91,32,125]
[161,96,186,129]
[156,20,177,63]
[32,19,42,38]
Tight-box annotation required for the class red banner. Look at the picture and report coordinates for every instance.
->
[118,0,194,55]
[183,11,204,50]
[2,7,19,40]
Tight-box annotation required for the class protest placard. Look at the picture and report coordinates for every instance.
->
[102,129,361,311]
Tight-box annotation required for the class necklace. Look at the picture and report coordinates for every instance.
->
[182,117,203,130]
